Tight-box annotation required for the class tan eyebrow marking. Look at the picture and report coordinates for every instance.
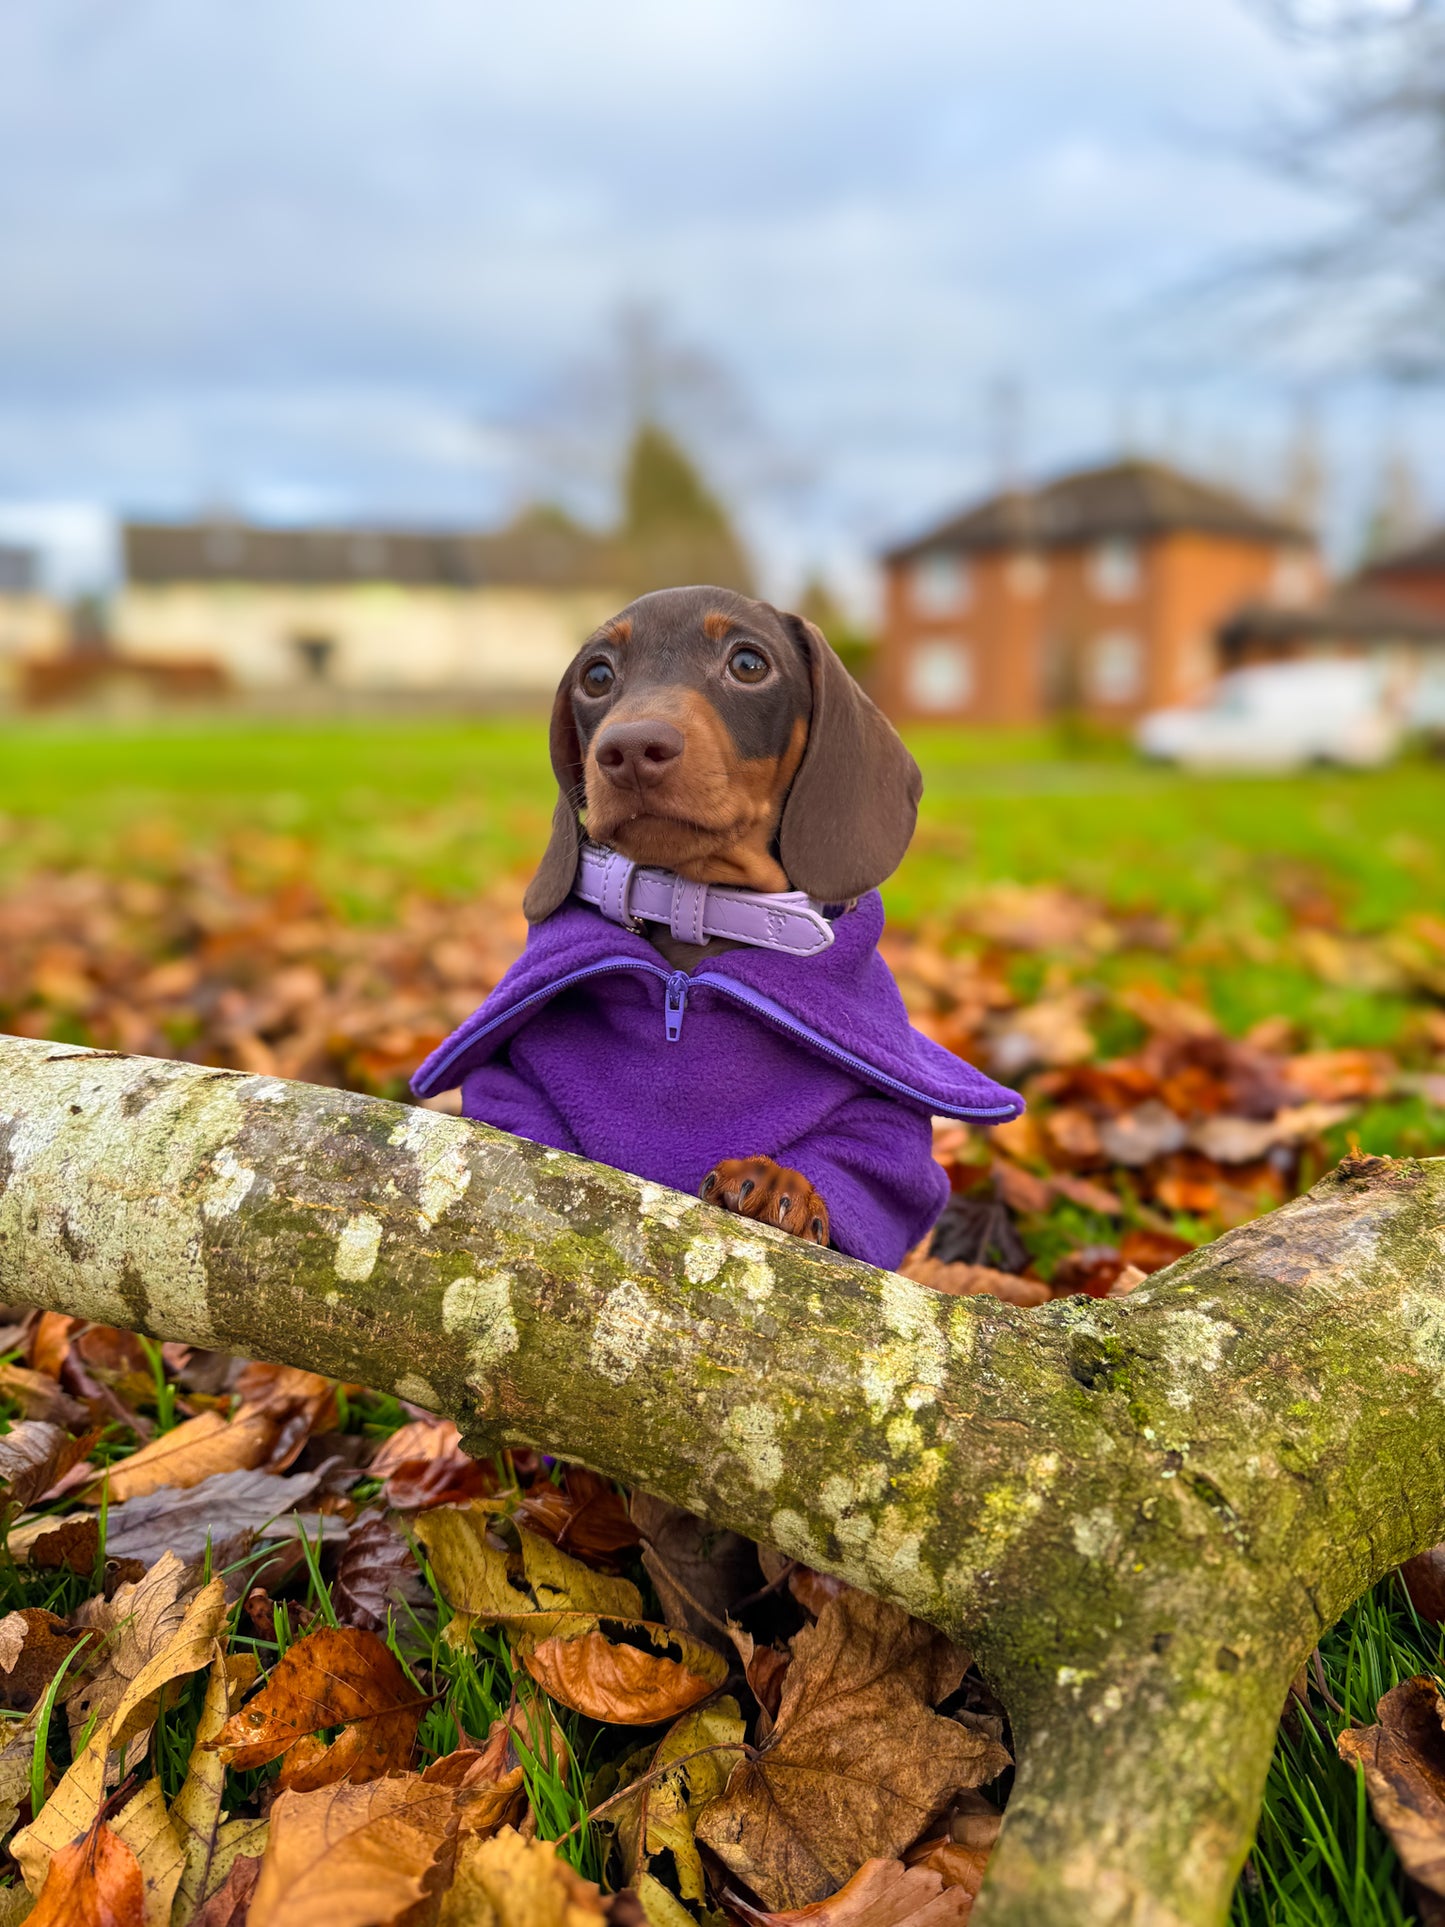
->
[703,611,735,640]
[598,616,631,645]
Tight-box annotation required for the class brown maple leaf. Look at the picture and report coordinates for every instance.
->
[695,1592,1009,1910]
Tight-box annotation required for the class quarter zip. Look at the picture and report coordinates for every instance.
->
[417,950,1017,1122]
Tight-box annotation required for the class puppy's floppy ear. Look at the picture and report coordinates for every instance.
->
[522,674,586,922]
[777,614,922,901]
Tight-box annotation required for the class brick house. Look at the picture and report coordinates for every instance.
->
[876,458,1319,724]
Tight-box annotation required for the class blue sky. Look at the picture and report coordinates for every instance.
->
[0,0,1437,597]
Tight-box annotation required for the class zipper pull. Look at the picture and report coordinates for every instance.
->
[664,972,689,1043]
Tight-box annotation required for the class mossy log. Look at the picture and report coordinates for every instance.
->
[1,1035,1443,1926]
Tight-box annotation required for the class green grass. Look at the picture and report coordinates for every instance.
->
[1232,1579,1442,1926]
[2,713,1443,1916]
[2,713,1443,933]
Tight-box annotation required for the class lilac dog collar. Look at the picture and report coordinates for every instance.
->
[573,843,837,957]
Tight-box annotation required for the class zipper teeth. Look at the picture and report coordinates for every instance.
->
[421,956,1019,1121]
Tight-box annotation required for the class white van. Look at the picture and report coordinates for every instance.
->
[1136,661,1403,770]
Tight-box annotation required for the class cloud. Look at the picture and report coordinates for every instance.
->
[0,0,1437,586]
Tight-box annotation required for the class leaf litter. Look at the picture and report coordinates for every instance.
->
[0,823,1441,1921]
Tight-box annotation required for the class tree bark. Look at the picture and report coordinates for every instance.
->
[1,1035,1443,1927]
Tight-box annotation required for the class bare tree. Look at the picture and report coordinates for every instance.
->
[1237,0,1445,377]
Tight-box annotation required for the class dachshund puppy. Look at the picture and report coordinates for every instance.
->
[413,587,1021,1269]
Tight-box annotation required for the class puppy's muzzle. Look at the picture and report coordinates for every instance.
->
[594,720,685,791]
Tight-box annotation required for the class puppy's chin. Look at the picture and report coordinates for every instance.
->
[592,811,789,892]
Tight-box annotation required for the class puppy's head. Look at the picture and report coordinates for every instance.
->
[524,585,921,921]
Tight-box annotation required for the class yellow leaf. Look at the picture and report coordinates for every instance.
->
[84,1409,278,1505]
[169,1646,265,1927]
[14,1571,225,1896]
[248,1777,465,1927]
[438,1826,605,1927]
[613,1698,746,1902]
[413,1507,529,1619]
[108,1780,184,1927]
[516,1531,642,1619]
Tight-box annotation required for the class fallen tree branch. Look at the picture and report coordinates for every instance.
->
[1,1034,1442,1927]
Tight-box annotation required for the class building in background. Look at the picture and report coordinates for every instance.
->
[0,545,67,700]
[876,458,1318,724]
[1220,526,1445,729]
[1356,527,1445,619]
[107,425,751,705]
[112,508,626,700]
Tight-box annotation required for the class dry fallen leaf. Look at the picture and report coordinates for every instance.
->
[28,1518,102,1576]
[84,1409,281,1505]
[631,1493,762,1650]
[0,1609,88,1712]
[170,1645,268,1927]
[514,1467,640,1564]
[368,1419,495,1512]
[612,1697,747,1905]
[332,1510,425,1632]
[15,1572,226,1896]
[897,1257,1050,1308]
[1402,1548,1445,1625]
[66,1552,200,1756]
[27,1825,145,1927]
[247,1776,470,1927]
[0,1364,89,1429]
[1338,1675,1445,1905]
[525,1626,730,1727]
[188,1855,262,1927]
[729,1857,980,1927]
[416,1509,724,1721]
[0,1424,99,1512]
[98,1468,324,1569]
[438,1825,606,1927]
[108,1779,185,1927]
[696,1592,1009,1910]
[0,1702,48,1842]
[209,1624,425,1789]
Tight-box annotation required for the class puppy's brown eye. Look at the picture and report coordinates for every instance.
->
[581,661,614,697]
[728,646,769,684]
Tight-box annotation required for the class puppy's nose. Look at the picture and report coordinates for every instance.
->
[594,720,685,788]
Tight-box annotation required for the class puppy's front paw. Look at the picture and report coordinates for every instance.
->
[701,1156,829,1245]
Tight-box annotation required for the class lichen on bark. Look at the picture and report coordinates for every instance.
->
[2,1035,1444,1927]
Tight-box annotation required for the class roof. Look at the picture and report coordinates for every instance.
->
[123,508,623,592]
[1220,582,1445,649]
[884,458,1312,562]
[1361,528,1445,577]
[0,544,37,594]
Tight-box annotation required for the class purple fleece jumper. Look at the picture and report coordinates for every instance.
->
[411,890,1023,1271]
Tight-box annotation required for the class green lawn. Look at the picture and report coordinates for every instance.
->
[4,713,1442,926]
[2,712,1443,1924]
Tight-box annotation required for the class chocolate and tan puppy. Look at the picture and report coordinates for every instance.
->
[413,586,1021,1267]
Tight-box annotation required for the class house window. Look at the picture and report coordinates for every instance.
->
[1090,538,1140,601]
[1271,549,1314,607]
[1008,551,1048,597]
[293,635,336,681]
[907,639,974,712]
[910,551,970,616]
[1087,631,1143,704]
